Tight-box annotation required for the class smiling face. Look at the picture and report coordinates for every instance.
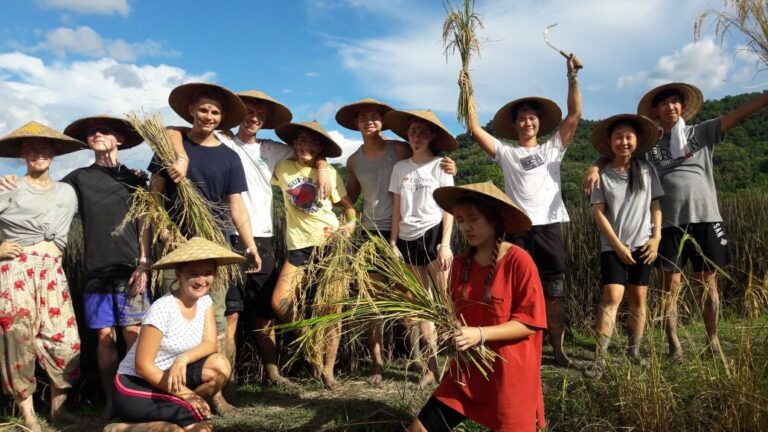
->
[175,259,216,301]
[356,109,383,137]
[293,131,324,165]
[514,106,540,141]
[20,139,54,174]
[241,101,269,136]
[406,119,435,155]
[651,90,685,128]
[608,122,639,160]
[188,96,224,133]
[86,121,124,153]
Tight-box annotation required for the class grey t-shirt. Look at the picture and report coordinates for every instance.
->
[644,118,723,228]
[0,179,78,250]
[347,140,400,231]
[590,160,664,252]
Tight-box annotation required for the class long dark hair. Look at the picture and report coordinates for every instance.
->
[607,120,645,193]
[455,195,506,304]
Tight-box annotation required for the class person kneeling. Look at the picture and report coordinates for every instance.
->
[106,238,242,432]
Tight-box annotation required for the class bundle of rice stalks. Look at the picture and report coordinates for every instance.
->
[443,0,484,131]
[277,228,500,381]
[695,0,768,67]
[117,111,239,293]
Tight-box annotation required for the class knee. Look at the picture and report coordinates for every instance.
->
[203,353,231,384]
[96,328,115,345]
[600,290,623,308]
[626,288,647,307]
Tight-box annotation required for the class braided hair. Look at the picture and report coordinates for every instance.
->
[456,195,506,304]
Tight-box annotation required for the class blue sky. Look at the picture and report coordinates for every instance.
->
[0,0,764,178]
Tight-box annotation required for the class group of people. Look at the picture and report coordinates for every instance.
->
[0,48,766,432]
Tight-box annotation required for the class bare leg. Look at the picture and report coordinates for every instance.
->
[51,385,80,424]
[321,322,341,390]
[366,272,385,385]
[271,261,303,325]
[103,421,184,432]
[16,395,42,432]
[96,327,119,419]
[254,317,292,385]
[694,270,721,354]
[225,312,238,369]
[585,284,624,378]
[626,284,648,362]
[408,418,429,432]
[662,271,683,360]
[546,295,571,367]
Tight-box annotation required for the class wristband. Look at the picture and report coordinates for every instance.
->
[318,168,329,171]
[246,246,257,255]
[176,354,190,364]
[138,256,148,264]
[477,327,485,346]
[436,244,452,253]
[176,156,189,163]
[347,215,357,222]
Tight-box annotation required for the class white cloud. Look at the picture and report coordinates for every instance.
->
[305,71,320,78]
[326,130,361,163]
[309,101,341,122]
[27,26,178,61]
[0,52,214,179]
[37,0,131,16]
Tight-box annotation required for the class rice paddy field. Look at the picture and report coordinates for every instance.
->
[1,191,766,431]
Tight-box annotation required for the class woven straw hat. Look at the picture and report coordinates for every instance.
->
[275,121,343,158]
[237,90,293,129]
[64,115,143,150]
[637,82,703,121]
[383,110,458,152]
[335,98,394,131]
[169,82,246,130]
[591,114,660,158]
[0,121,87,158]
[492,97,562,140]
[433,182,531,234]
[153,237,245,270]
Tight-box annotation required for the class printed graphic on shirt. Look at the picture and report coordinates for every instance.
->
[646,129,705,169]
[520,153,545,171]
[401,175,435,191]
[286,177,320,213]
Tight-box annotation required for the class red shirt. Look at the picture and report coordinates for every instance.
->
[432,245,547,432]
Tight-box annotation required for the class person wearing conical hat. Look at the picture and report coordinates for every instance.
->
[147,82,261,412]
[106,238,242,432]
[584,114,664,378]
[0,121,86,432]
[459,53,583,367]
[336,99,457,385]
[384,109,457,387]
[408,182,547,432]
[270,121,356,390]
[584,84,768,360]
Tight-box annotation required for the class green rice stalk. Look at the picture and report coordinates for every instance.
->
[276,227,501,381]
[696,0,768,67]
[116,111,240,293]
[443,0,484,130]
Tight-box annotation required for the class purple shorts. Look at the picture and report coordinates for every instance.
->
[83,277,150,329]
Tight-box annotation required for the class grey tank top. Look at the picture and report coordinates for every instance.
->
[348,140,400,231]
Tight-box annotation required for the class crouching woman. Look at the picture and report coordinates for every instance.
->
[107,238,242,432]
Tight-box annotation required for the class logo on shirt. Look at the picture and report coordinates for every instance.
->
[647,129,704,168]
[401,175,434,191]
[520,154,545,171]
[286,177,320,213]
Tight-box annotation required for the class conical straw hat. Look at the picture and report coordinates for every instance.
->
[383,109,458,152]
[433,182,531,234]
[492,97,562,140]
[152,237,245,270]
[168,82,246,130]
[637,82,703,121]
[275,121,343,158]
[335,98,394,131]
[237,90,293,129]
[591,114,660,158]
[0,121,87,158]
[64,115,144,150]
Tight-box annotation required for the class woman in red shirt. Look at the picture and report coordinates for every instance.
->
[409,182,547,432]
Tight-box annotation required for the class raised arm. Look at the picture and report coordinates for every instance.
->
[720,91,768,133]
[166,127,189,184]
[460,71,497,158]
[559,53,583,148]
[228,193,261,273]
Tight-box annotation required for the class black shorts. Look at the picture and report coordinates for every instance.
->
[658,222,733,273]
[396,223,442,266]
[359,228,391,245]
[417,397,465,432]
[506,222,567,297]
[113,355,211,427]
[225,236,277,319]
[287,246,322,267]
[600,250,653,286]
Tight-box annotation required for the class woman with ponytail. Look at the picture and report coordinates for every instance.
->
[409,182,547,432]
[586,114,663,377]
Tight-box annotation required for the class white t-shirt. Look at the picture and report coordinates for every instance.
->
[493,132,570,226]
[117,294,213,376]
[388,157,454,241]
[215,131,294,237]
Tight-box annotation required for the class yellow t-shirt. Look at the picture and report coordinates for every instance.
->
[272,160,347,250]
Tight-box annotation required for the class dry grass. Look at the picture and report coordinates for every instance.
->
[443,0,484,130]
[696,0,768,67]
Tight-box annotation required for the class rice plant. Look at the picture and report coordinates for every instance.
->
[443,0,484,130]
[696,0,768,68]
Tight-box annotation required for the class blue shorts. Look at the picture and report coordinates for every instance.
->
[83,277,150,329]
